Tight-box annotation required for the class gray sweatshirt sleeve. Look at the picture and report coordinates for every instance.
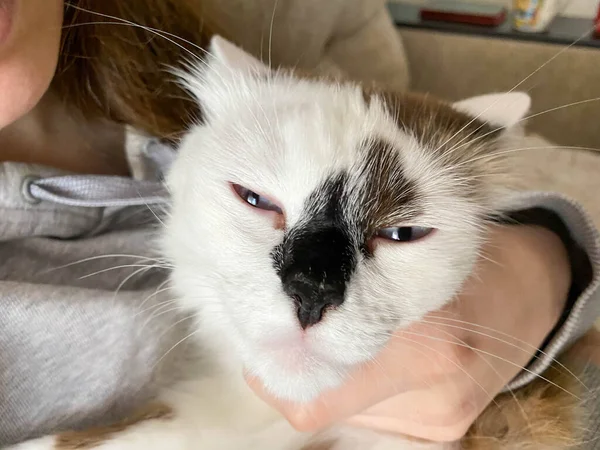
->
[501,191,600,391]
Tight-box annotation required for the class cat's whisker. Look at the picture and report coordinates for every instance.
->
[474,250,504,269]
[64,3,206,63]
[268,0,280,70]
[113,267,157,297]
[403,320,532,425]
[155,312,200,344]
[385,330,581,400]
[137,281,174,311]
[144,201,169,228]
[152,329,202,372]
[389,333,502,410]
[369,357,401,396]
[135,297,179,318]
[418,318,589,393]
[368,337,441,401]
[440,94,527,161]
[42,254,167,274]
[430,25,594,160]
[414,320,590,414]
[445,96,600,158]
[439,144,600,178]
[141,303,189,332]
[78,263,166,280]
[424,314,591,391]
[111,205,163,228]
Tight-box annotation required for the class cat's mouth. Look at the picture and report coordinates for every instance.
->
[256,329,338,374]
[247,327,355,402]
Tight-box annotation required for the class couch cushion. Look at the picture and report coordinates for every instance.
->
[512,134,600,229]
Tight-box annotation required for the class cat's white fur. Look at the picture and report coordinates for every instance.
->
[10,36,530,450]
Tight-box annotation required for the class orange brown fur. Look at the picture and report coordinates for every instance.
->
[463,356,585,449]
[55,403,174,450]
[54,2,218,143]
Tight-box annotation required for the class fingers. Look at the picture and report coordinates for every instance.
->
[347,389,478,443]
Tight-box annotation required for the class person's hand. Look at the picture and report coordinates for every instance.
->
[246,224,571,442]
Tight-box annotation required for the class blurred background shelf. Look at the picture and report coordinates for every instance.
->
[387,2,600,48]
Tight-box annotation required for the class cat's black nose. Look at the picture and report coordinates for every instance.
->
[275,223,354,329]
[284,275,345,329]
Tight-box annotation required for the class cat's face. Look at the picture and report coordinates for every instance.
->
[163,37,530,401]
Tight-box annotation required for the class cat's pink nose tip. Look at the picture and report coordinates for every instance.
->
[287,281,343,329]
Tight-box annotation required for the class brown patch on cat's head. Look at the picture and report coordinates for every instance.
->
[381,91,501,164]
[56,403,174,449]
[363,86,501,150]
[368,88,512,202]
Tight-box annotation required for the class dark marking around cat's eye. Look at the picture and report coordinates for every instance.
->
[357,138,421,239]
[272,140,422,328]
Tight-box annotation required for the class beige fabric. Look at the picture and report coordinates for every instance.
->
[203,0,410,91]
[515,135,600,228]
[398,28,600,151]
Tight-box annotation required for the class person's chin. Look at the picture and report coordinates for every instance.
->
[0,61,49,130]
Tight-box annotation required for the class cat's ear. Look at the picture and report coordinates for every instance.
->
[452,92,531,129]
[209,35,269,75]
[178,35,270,121]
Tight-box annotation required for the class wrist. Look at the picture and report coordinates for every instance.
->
[502,224,571,330]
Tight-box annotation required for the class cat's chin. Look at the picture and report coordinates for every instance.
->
[247,353,350,403]
[241,334,353,402]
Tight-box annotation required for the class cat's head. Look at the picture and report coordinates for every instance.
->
[163,36,530,401]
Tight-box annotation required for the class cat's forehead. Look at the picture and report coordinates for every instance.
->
[234,78,498,204]
[251,76,498,163]
[196,72,502,229]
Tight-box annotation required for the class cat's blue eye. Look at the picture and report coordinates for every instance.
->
[376,226,433,242]
[232,183,283,214]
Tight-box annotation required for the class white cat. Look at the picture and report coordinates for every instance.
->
[11,36,538,450]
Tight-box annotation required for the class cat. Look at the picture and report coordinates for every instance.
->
[9,36,582,450]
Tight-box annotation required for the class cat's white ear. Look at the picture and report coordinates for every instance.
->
[453,92,531,128]
[176,35,269,119]
[209,35,269,74]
